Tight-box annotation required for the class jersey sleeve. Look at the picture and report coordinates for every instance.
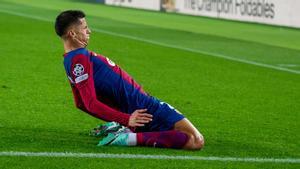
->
[69,54,130,126]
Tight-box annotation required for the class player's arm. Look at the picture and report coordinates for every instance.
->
[70,54,152,127]
[71,86,88,112]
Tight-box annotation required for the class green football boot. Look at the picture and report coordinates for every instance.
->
[98,132,129,146]
[90,122,122,137]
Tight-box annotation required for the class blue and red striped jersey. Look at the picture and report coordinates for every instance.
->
[63,48,158,126]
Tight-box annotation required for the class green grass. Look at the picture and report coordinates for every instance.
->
[0,0,299,168]
[1,157,298,169]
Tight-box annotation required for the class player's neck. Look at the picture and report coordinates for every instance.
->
[63,39,85,53]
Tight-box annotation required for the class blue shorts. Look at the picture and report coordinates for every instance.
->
[136,99,185,132]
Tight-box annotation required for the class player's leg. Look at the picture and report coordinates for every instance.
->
[98,129,188,149]
[92,122,188,148]
[174,118,204,150]
[153,101,204,150]
[96,101,203,149]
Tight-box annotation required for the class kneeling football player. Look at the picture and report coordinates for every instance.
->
[55,10,204,150]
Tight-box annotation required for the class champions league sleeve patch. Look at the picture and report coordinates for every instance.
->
[73,64,85,77]
[72,63,89,84]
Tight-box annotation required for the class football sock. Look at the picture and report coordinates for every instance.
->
[137,130,188,149]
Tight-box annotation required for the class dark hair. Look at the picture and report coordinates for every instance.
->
[55,10,85,37]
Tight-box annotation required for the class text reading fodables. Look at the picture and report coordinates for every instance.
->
[184,0,275,19]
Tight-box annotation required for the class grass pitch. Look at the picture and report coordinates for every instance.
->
[0,0,299,168]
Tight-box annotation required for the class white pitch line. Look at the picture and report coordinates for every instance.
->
[278,64,298,68]
[0,8,299,75]
[90,28,300,75]
[0,151,300,164]
[0,9,52,22]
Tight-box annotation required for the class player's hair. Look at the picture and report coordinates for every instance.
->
[55,10,86,37]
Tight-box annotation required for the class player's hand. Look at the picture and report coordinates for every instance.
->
[73,36,88,47]
[128,109,153,127]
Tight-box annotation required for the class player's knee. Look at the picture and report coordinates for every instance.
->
[184,133,205,150]
[194,134,205,150]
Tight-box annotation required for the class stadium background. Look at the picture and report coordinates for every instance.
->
[0,0,299,168]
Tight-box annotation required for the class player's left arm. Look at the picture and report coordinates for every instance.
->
[69,54,152,127]
[70,54,131,126]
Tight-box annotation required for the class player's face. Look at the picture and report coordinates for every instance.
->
[72,18,91,47]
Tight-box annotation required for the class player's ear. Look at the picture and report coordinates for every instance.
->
[69,30,76,38]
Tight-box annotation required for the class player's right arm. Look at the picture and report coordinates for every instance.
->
[68,54,152,127]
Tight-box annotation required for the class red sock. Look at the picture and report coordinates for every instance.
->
[136,130,188,149]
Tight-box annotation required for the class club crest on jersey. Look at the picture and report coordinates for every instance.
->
[73,64,85,77]
[106,57,116,67]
